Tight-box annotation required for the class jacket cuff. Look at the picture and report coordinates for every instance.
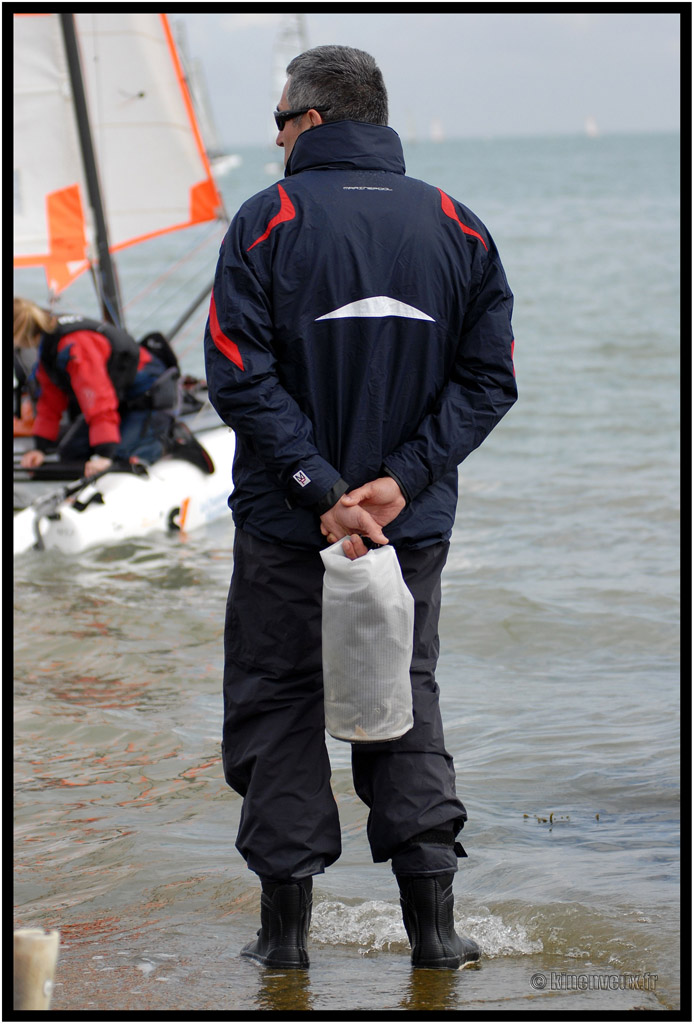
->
[33,436,53,453]
[381,465,411,506]
[314,478,350,516]
[284,455,344,509]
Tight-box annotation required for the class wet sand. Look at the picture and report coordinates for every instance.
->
[39,903,666,1015]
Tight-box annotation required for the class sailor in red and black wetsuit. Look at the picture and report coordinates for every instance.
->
[14,301,177,478]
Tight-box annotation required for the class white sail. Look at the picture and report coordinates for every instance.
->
[13,12,225,295]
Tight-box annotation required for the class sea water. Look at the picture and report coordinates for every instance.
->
[13,132,681,1013]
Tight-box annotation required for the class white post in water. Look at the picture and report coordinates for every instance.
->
[13,929,60,1010]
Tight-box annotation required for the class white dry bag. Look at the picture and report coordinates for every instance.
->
[320,539,415,743]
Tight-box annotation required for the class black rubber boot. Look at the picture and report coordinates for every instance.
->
[241,877,312,968]
[397,873,480,969]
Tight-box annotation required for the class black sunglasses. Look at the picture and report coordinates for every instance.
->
[274,106,331,131]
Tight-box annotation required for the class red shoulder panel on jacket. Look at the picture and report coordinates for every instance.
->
[437,189,488,250]
[247,185,296,252]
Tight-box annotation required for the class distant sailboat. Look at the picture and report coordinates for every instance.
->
[265,13,309,176]
[272,13,309,109]
[429,117,445,144]
[584,115,600,138]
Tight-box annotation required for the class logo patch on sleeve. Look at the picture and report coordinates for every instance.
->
[293,470,311,487]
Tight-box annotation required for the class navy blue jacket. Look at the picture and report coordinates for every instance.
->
[204,121,517,550]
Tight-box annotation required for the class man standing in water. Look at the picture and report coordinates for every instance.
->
[205,45,517,969]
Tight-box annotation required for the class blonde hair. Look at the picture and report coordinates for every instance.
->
[13,297,57,349]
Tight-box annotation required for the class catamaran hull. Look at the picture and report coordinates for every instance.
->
[14,426,235,557]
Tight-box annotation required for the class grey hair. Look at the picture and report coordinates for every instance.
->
[286,45,388,126]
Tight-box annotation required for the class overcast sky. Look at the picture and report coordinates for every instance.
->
[169,11,681,151]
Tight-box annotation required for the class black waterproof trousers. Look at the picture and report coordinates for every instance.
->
[222,528,467,881]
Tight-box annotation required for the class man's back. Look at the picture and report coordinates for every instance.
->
[205,121,516,549]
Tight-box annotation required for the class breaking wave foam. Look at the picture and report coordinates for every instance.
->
[310,899,542,958]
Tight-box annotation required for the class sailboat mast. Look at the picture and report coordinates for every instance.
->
[59,13,124,327]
